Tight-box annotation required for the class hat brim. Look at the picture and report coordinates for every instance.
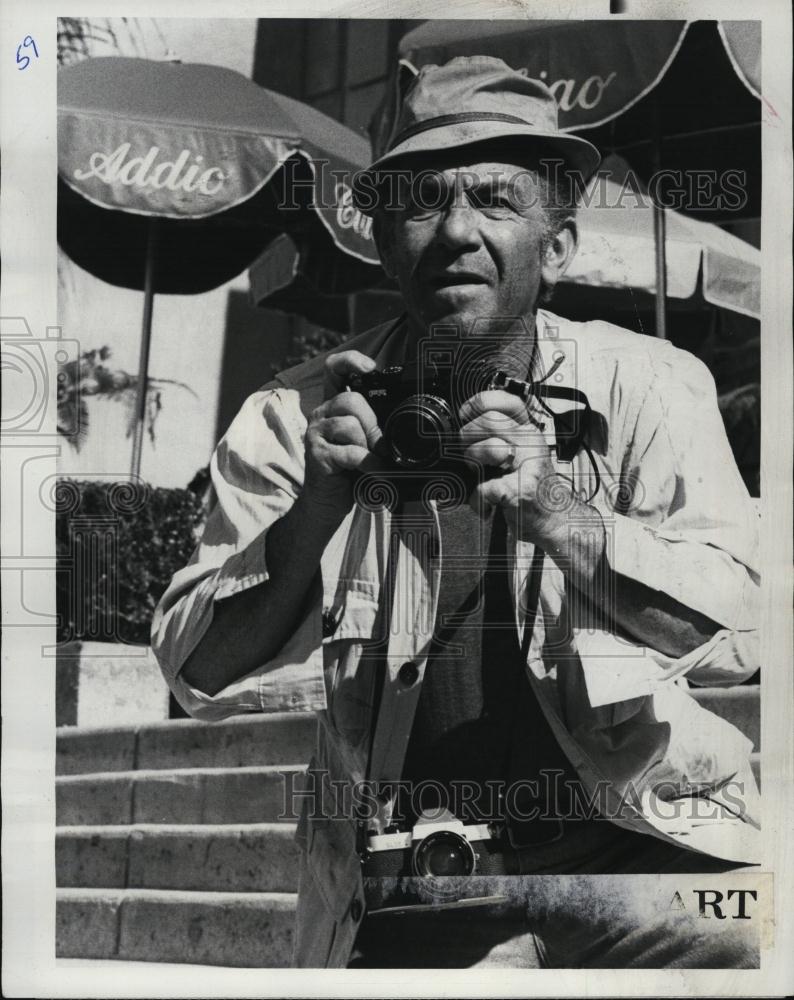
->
[352,121,601,215]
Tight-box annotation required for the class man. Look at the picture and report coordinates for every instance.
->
[152,58,761,968]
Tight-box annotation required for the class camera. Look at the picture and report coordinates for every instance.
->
[364,816,498,877]
[348,358,534,494]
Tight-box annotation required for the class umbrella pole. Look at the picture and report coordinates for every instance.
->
[653,201,668,339]
[652,109,668,339]
[131,218,158,478]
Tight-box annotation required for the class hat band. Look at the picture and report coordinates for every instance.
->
[388,112,535,152]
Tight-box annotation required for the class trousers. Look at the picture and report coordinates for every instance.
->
[348,828,760,969]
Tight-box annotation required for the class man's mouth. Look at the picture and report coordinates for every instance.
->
[428,271,489,289]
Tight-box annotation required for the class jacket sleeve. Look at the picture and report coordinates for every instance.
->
[150,387,325,721]
[580,343,760,705]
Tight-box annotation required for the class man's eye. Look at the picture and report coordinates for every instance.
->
[469,191,515,212]
[407,175,450,214]
[404,202,442,220]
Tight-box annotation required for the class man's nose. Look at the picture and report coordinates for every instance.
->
[435,198,481,251]
[431,172,481,249]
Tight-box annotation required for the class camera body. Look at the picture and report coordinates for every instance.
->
[349,359,532,501]
[364,816,495,877]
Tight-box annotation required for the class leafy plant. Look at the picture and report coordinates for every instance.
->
[271,326,348,380]
[57,347,197,452]
[56,478,206,645]
[57,16,163,65]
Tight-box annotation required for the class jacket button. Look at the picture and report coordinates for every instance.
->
[322,609,338,638]
[350,898,363,922]
[398,661,419,686]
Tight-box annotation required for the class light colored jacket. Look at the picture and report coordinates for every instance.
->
[152,310,761,968]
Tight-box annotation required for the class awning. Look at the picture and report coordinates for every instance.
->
[563,158,760,318]
[398,20,689,133]
[58,55,380,291]
[249,231,386,331]
[57,55,383,473]
[59,58,297,219]
[396,19,761,134]
[718,21,762,99]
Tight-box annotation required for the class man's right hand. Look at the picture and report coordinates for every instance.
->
[302,350,385,524]
[180,350,385,697]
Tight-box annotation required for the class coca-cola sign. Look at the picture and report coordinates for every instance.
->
[74,143,226,196]
[335,183,373,241]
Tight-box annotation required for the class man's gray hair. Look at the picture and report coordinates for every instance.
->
[535,168,579,306]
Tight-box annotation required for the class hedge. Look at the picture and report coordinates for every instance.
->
[55,478,206,646]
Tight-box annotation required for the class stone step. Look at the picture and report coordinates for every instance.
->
[56,823,300,893]
[56,888,296,967]
[689,685,760,750]
[56,748,761,828]
[56,759,761,894]
[56,765,307,826]
[56,687,758,778]
[56,712,317,775]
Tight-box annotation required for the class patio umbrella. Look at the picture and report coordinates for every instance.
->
[58,55,380,475]
[559,156,760,319]
[384,19,761,339]
[248,232,387,333]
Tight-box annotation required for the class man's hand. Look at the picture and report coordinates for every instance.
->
[181,350,386,697]
[303,350,385,526]
[458,390,571,546]
[457,389,722,659]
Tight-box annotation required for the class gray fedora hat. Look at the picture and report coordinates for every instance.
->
[353,55,601,213]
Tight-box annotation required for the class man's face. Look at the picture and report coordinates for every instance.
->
[375,151,554,335]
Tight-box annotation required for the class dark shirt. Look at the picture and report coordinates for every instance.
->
[399,503,580,830]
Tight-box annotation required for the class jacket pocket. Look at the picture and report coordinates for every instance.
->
[323,594,381,749]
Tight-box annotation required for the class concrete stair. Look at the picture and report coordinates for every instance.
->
[56,765,306,826]
[57,889,297,967]
[56,686,760,968]
[57,823,300,892]
[56,712,317,775]
[56,712,314,968]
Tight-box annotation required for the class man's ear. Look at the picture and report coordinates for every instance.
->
[540,216,579,290]
[372,212,397,280]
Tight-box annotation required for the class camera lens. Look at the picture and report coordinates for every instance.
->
[385,395,454,468]
[412,831,477,876]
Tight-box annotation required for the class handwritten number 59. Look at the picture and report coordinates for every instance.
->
[16,35,39,71]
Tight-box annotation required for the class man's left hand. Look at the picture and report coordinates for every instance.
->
[458,390,573,546]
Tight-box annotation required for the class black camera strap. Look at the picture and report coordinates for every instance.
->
[356,344,598,858]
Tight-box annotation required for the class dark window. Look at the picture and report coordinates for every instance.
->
[305,19,341,97]
[346,20,390,87]
[345,81,387,133]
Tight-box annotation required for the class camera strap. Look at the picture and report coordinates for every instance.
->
[519,543,546,664]
[356,358,596,856]
[535,383,601,502]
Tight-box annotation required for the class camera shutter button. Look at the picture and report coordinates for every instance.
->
[398,661,419,686]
